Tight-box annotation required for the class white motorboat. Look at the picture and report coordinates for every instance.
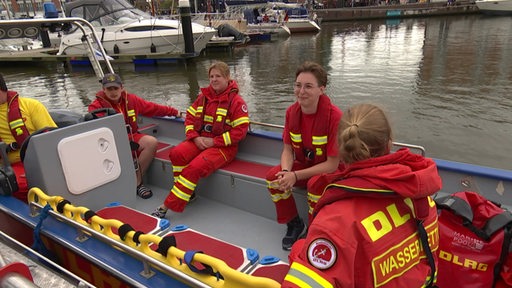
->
[475,0,512,15]
[246,22,291,37]
[58,0,217,56]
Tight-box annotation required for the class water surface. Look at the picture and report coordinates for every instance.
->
[3,14,512,169]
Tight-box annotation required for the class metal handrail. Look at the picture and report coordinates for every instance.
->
[0,17,114,79]
[249,120,426,156]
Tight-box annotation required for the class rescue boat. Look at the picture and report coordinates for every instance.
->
[1,17,512,288]
[1,110,512,287]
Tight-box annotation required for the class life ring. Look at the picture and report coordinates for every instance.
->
[23,27,39,38]
[7,27,23,38]
[0,29,5,39]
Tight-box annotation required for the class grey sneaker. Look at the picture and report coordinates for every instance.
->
[282,216,306,251]
[151,207,167,219]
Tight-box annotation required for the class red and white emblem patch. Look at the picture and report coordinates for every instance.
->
[241,104,248,113]
[307,238,337,270]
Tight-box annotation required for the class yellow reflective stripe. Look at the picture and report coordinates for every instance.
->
[177,175,196,191]
[287,262,333,288]
[290,132,302,143]
[185,125,194,133]
[307,191,321,203]
[232,116,250,127]
[223,132,231,145]
[269,188,293,202]
[312,135,327,145]
[187,106,196,115]
[326,183,394,194]
[9,119,24,129]
[284,274,312,288]
[171,186,192,201]
[172,165,184,174]
[127,109,136,117]
[216,107,227,116]
[204,115,213,122]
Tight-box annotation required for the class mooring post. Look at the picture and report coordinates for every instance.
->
[179,0,195,56]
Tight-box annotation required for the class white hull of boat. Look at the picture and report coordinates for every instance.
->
[246,23,291,36]
[285,19,321,33]
[476,0,512,14]
[58,20,217,56]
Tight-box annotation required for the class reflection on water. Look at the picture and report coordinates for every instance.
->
[2,14,512,169]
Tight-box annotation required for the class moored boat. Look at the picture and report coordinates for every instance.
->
[475,0,512,15]
[57,0,217,56]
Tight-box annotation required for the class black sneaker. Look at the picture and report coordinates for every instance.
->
[282,216,306,251]
[189,192,196,203]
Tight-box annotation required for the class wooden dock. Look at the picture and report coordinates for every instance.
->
[0,47,200,64]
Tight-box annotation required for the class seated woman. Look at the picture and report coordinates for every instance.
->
[283,103,441,287]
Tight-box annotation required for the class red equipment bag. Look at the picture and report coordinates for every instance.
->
[435,191,512,288]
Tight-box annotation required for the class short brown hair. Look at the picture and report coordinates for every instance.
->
[295,61,328,87]
[338,104,392,164]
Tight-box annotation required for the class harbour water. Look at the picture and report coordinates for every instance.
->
[2,14,512,170]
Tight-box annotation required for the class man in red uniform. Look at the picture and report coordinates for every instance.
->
[152,61,250,218]
[0,73,57,202]
[283,104,441,288]
[89,73,181,199]
[266,61,343,251]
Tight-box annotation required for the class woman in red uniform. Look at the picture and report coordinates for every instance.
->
[283,103,441,288]
[152,61,250,218]
[266,61,343,251]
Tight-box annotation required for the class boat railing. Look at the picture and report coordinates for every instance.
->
[249,120,425,156]
[27,187,281,288]
[0,18,114,80]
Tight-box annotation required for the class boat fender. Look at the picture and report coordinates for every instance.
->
[184,250,223,279]
[155,235,177,257]
[113,44,120,54]
[150,43,156,53]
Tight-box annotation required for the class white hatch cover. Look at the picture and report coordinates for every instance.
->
[57,127,122,194]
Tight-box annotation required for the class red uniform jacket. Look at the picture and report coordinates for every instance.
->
[184,80,249,147]
[283,148,442,288]
[89,90,179,133]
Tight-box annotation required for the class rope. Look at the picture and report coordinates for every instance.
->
[32,204,56,261]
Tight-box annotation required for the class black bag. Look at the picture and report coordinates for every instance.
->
[0,142,19,196]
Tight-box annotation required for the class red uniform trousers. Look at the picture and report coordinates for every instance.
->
[266,162,330,225]
[11,162,28,203]
[164,140,238,212]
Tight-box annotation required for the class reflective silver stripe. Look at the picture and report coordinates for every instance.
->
[285,262,333,288]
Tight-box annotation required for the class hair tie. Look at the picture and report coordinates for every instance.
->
[350,123,359,128]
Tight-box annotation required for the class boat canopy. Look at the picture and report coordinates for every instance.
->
[64,0,150,27]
